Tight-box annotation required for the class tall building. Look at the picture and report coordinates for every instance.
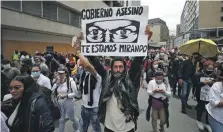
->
[1,0,125,60]
[174,1,223,47]
[180,0,223,33]
[148,18,169,43]
[176,24,181,36]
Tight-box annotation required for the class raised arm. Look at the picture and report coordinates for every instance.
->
[76,51,98,77]
[74,32,106,78]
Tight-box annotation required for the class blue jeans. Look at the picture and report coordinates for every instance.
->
[208,114,223,132]
[81,106,101,132]
[181,79,192,105]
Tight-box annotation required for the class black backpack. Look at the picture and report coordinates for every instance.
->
[31,86,61,121]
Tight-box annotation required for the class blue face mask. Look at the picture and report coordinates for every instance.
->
[31,71,41,78]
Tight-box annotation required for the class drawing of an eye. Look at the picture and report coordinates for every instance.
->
[89,27,103,36]
[116,29,131,36]
[92,29,98,35]
[87,26,104,42]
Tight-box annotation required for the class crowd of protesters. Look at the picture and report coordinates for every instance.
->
[1,26,223,132]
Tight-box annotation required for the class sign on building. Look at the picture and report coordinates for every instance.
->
[81,6,148,56]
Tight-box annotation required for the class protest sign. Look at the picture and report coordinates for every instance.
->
[200,85,210,102]
[81,6,149,56]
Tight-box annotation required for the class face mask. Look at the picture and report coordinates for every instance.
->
[3,64,11,70]
[206,69,213,74]
[113,72,123,79]
[153,64,158,69]
[31,71,41,78]
[156,80,163,84]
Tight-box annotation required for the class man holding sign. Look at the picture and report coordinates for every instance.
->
[74,24,150,132]
[74,5,150,131]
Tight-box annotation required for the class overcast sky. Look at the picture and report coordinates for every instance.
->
[141,0,185,35]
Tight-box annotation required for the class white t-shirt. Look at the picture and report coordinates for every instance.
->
[82,72,102,108]
[147,79,171,99]
[206,82,223,124]
[105,94,135,132]
[37,74,52,90]
[52,78,77,98]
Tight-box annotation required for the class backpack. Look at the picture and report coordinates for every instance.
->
[31,86,61,121]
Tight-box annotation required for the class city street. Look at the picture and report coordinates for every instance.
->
[54,88,204,132]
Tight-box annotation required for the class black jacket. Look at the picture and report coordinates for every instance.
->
[1,73,10,101]
[88,56,143,127]
[169,59,181,77]
[178,59,195,81]
[5,92,54,132]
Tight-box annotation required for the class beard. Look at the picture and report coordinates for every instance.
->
[112,72,123,79]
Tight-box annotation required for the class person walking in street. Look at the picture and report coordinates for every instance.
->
[73,25,151,132]
[34,56,49,77]
[194,60,216,131]
[52,66,80,132]
[178,52,198,114]
[31,64,52,90]
[1,75,55,132]
[147,71,171,132]
[2,59,21,81]
[73,44,102,132]
[12,50,21,70]
[206,66,223,132]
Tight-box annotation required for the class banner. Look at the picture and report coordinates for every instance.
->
[81,6,149,56]
[200,85,210,102]
[200,77,213,101]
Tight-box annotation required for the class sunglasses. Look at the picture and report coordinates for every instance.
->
[9,85,23,91]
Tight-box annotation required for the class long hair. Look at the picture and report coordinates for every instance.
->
[13,74,40,100]
[12,74,40,128]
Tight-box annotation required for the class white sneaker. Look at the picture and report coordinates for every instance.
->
[205,124,212,132]
[196,121,204,130]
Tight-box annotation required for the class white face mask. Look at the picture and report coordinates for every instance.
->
[153,64,158,69]
[3,64,11,70]
[156,80,163,84]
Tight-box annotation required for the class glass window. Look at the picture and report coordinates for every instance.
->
[43,1,57,20]
[58,6,69,24]
[70,11,81,27]
[46,46,54,53]
[22,1,41,16]
[1,1,21,11]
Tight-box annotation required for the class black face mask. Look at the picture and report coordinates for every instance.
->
[194,56,199,60]
[206,69,213,74]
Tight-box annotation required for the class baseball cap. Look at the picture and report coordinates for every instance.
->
[57,66,68,74]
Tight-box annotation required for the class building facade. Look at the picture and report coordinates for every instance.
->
[176,24,181,36]
[1,0,126,60]
[125,0,141,6]
[174,1,223,48]
[148,18,169,43]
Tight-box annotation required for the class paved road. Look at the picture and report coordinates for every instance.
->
[55,88,208,132]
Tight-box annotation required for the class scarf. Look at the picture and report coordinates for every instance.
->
[80,71,97,106]
[8,101,21,126]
